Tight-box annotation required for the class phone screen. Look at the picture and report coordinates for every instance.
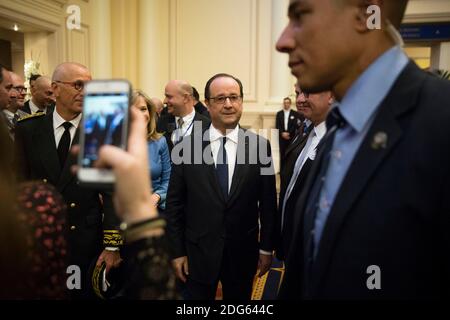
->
[81,93,128,168]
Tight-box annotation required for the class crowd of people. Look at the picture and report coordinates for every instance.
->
[0,0,450,300]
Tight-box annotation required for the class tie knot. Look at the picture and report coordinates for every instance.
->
[62,122,72,130]
[304,124,314,136]
[326,107,346,131]
[221,136,227,146]
[177,118,184,128]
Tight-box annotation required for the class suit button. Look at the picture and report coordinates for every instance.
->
[70,203,76,208]
[42,179,48,183]
[70,225,76,230]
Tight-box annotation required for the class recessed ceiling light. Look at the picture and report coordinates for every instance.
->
[13,24,19,32]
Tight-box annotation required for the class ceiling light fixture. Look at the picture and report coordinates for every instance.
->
[13,24,19,32]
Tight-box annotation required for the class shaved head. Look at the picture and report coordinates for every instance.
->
[34,76,51,90]
[52,62,90,82]
[168,80,193,96]
[164,80,195,117]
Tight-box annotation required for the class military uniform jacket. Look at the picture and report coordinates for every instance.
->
[14,111,122,270]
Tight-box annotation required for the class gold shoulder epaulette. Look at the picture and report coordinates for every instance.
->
[17,112,45,122]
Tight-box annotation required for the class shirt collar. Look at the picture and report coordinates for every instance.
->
[3,109,14,120]
[175,108,196,126]
[29,99,44,114]
[209,123,239,144]
[338,46,409,132]
[53,109,82,131]
[313,121,327,139]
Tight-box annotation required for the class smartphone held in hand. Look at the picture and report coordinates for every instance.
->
[77,80,131,186]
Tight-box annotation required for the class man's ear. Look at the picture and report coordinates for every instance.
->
[51,82,59,98]
[354,0,383,33]
[204,99,210,109]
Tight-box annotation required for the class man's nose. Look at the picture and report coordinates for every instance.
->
[276,22,295,53]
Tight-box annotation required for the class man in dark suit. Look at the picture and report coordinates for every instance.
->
[166,73,277,299]
[275,84,333,261]
[157,80,210,156]
[276,97,301,170]
[15,62,122,299]
[276,0,450,299]
[192,86,210,118]
[2,72,28,140]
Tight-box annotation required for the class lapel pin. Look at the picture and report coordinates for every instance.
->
[371,132,388,150]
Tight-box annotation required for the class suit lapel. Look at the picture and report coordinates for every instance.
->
[309,62,427,295]
[285,130,308,158]
[227,128,249,206]
[57,129,79,191]
[35,113,61,183]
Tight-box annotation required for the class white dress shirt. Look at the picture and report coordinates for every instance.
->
[53,110,82,147]
[283,109,291,131]
[3,109,15,123]
[209,124,239,193]
[281,121,327,231]
[29,99,47,114]
[172,109,196,144]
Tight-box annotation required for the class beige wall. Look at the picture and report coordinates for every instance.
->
[1,0,449,172]
[1,0,449,117]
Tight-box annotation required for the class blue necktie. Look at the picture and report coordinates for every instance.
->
[215,137,229,199]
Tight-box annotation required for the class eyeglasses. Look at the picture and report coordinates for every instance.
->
[209,95,242,104]
[54,80,85,91]
[13,86,26,94]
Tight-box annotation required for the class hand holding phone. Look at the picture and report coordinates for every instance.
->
[78,80,131,186]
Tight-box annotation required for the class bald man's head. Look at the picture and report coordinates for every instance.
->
[32,76,54,110]
[51,62,92,119]
[163,80,194,117]
[52,62,90,82]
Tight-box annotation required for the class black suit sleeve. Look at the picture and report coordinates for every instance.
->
[101,191,124,248]
[288,111,301,137]
[14,122,30,181]
[165,160,187,259]
[258,138,277,252]
[276,111,284,132]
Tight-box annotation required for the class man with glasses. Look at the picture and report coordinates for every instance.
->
[166,73,277,299]
[15,62,122,299]
[2,72,28,140]
[276,83,333,262]
[21,76,55,115]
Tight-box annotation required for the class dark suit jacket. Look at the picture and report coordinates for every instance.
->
[280,62,450,299]
[275,129,311,261]
[156,111,210,155]
[276,110,301,160]
[165,127,277,285]
[20,100,55,115]
[21,100,32,114]
[14,111,121,272]
[194,101,210,118]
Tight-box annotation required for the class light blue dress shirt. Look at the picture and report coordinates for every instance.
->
[148,136,171,209]
[312,46,409,256]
